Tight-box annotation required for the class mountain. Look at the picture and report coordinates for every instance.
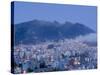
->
[13,20,95,45]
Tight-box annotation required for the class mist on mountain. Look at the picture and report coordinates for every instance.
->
[13,20,96,45]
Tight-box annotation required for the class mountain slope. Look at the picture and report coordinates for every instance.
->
[13,20,95,45]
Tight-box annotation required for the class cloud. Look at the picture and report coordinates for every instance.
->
[75,33,97,42]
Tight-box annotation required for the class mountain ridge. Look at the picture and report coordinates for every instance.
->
[13,20,95,45]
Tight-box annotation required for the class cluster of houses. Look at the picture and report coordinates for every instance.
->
[13,39,97,74]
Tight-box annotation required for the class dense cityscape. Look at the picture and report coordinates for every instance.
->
[13,38,97,74]
[11,1,97,74]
